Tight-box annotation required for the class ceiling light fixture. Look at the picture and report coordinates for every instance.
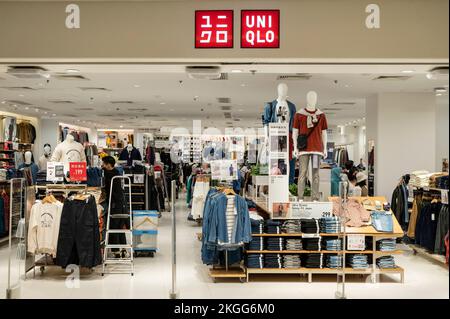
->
[120,125,124,128]
[44,111,48,114]
[52,114,56,117]
[133,84,141,88]
[160,102,166,105]
[65,69,80,73]
[401,70,415,73]
[231,69,243,73]
[434,87,448,93]
[1,101,5,104]
[19,94,24,97]
[25,106,29,110]
[35,108,39,112]
[436,93,443,96]
[241,84,247,87]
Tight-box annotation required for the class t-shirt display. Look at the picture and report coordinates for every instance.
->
[50,140,87,163]
[293,108,328,155]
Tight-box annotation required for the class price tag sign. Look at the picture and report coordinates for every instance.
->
[47,162,65,182]
[347,234,365,251]
[134,174,145,184]
[407,184,414,203]
[441,190,449,205]
[69,162,87,181]
[290,202,332,219]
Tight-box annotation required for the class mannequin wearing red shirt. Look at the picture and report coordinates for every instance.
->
[292,91,328,201]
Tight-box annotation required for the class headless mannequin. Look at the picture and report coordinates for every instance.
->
[24,151,32,164]
[20,151,39,184]
[39,144,52,170]
[293,91,328,201]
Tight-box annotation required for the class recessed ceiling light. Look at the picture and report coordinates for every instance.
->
[120,125,123,128]
[401,70,415,73]
[77,119,80,122]
[436,93,443,96]
[344,85,350,88]
[231,69,243,73]
[65,69,80,73]
[434,87,448,93]
[35,108,39,112]
[19,94,24,97]
[42,73,51,79]
[52,114,56,117]
[133,84,141,88]
[241,84,247,87]
[1,101,5,104]
[160,102,166,105]
[25,106,29,110]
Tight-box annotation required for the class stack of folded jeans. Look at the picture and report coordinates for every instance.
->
[376,256,396,269]
[248,237,264,251]
[266,220,282,234]
[282,220,302,234]
[246,254,264,268]
[283,255,302,268]
[377,238,396,251]
[303,237,322,251]
[371,211,393,232]
[324,238,342,251]
[319,216,342,233]
[264,254,283,268]
[285,239,303,251]
[326,254,343,268]
[266,237,285,251]
[251,218,264,234]
[303,253,324,268]
[301,219,320,233]
[347,254,369,269]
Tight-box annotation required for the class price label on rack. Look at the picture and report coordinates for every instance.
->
[347,234,365,251]
[441,190,449,205]
[47,162,64,182]
[69,162,87,181]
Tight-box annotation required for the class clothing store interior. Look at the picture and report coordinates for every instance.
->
[0,63,448,299]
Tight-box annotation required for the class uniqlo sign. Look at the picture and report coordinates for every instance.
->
[241,10,280,48]
[195,10,234,48]
[69,162,87,181]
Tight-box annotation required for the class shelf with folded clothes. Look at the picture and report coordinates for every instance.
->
[246,250,376,254]
[251,232,345,237]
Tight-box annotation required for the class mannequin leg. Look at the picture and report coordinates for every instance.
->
[297,154,310,199]
[289,158,295,184]
[311,154,320,201]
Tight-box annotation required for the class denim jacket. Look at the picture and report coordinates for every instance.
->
[201,191,252,265]
[263,100,297,132]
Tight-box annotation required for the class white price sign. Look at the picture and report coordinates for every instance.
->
[46,162,65,182]
[347,234,366,251]
[290,202,333,219]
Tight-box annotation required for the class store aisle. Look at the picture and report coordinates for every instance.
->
[0,196,448,299]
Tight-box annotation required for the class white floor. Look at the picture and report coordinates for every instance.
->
[0,198,448,299]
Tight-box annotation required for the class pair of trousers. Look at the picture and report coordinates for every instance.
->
[298,154,320,201]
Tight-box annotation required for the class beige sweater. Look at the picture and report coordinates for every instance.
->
[27,201,63,257]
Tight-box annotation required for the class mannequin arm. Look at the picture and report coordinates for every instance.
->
[292,128,299,157]
[322,129,328,159]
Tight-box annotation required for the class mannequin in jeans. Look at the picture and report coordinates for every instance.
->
[293,91,328,201]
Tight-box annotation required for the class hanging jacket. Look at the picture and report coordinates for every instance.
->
[17,122,36,144]
[119,147,142,166]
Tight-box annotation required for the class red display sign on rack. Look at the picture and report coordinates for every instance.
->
[195,10,234,48]
[69,162,87,181]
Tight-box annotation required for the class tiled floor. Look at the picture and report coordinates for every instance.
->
[0,198,448,299]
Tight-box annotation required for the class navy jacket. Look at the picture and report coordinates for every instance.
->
[263,100,297,132]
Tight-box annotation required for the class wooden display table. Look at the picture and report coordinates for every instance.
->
[244,196,405,283]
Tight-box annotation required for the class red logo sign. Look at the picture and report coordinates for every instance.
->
[195,10,234,48]
[69,162,87,181]
[241,10,280,48]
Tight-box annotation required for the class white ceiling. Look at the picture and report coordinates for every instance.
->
[0,64,448,131]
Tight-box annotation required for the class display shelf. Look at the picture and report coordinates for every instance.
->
[252,233,344,237]
[246,250,374,254]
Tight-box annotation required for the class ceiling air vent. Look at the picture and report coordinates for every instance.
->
[224,112,232,119]
[332,102,356,106]
[217,97,231,104]
[76,108,94,111]
[144,114,160,118]
[211,73,228,80]
[7,65,49,79]
[4,100,32,106]
[276,74,312,81]
[79,87,111,91]
[373,75,412,81]
[128,108,148,112]
[186,66,222,80]
[55,74,89,80]
[0,86,36,91]
[323,107,343,111]
[220,105,232,111]
[111,101,134,104]
[63,114,77,118]
[50,100,74,104]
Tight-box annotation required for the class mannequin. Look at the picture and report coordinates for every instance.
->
[293,91,328,201]
[119,143,142,167]
[51,134,86,163]
[38,143,52,171]
[19,151,39,184]
[262,83,297,183]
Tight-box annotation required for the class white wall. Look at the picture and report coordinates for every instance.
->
[435,95,449,171]
[39,118,60,161]
[367,93,436,199]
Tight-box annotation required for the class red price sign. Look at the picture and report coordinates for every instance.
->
[241,10,280,48]
[69,162,87,181]
[195,10,234,48]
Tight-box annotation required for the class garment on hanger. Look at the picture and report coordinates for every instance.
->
[119,146,142,166]
[18,162,39,184]
[27,200,63,257]
[191,180,210,220]
[17,121,36,144]
[3,117,17,142]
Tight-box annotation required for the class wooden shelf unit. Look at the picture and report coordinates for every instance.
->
[244,196,405,284]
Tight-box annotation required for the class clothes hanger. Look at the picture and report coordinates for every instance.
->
[134,216,157,229]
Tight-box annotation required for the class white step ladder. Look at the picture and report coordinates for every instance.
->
[102,175,134,276]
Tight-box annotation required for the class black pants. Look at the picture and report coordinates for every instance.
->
[56,196,101,268]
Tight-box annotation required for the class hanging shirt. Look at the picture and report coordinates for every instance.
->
[27,201,63,257]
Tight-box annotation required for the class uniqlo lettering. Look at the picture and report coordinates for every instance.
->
[195,10,233,48]
[241,10,280,48]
